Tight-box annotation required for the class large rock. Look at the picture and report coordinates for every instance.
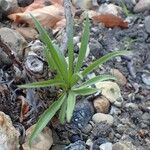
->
[95,81,123,107]
[22,124,53,150]
[98,3,122,16]
[71,100,94,130]
[0,27,27,59]
[134,0,150,13]
[0,111,20,150]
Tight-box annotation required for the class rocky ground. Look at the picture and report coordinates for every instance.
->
[0,0,150,150]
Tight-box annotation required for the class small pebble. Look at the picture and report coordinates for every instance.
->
[110,106,121,115]
[65,140,87,150]
[110,69,127,86]
[86,139,93,148]
[141,73,150,86]
[92,113,114,125]
[82,123,93,134]
[91,123,112,139]
[142,113,150,125]
[99,142,112,150]
[92,137,109,149]
[125,103,138,110]
[93,96,110,113]
[112,141,136,150]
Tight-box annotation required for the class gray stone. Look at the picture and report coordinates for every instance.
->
[110,106,121,115]
[142,72,150,86]
[98,3,122,16]
[71,100,94,130]
[134,0,150,13]
[92,113,114,125]
[91,123,112,139]
[116,124,128,134]
[0,48,12,67]
[65,140,87,150]
[0,0,18,14]
[142,112,150,125]
[100,142,112,150]
[81,123,93,134]
[89,38,103,58]
[0,27,27,59]
[51,144,66,150]
[92,137,109,149]
[144,16,150,34]
[125,103,138,110]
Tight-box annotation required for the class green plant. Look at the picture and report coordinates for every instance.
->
[120,0,133,16]
[19,15,127,144]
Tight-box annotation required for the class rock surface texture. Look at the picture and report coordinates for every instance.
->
[0,111,20,150]
[22,124,53,150]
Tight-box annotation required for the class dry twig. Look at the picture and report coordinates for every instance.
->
[60,0,73,53]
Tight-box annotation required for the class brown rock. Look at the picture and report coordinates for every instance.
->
[110,69,127,86]
[93,96,110,113]
[14,27,38,40]
[22,124,53,150]
[113,141,136,150]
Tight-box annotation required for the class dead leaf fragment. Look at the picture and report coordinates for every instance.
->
[17,0,64,12]
[92,14,128,28]
[17,96,30,122]
[8,4,65,29]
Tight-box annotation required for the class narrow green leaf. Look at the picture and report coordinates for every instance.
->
[70,72,83,86]
[74,16,90,73]
[18,79,65,89]
[66,92,76,122]
[59,99,67,124]
[120,0,132,16]
[82,51,128,77]
[31,14,68,82]
[72,87,97,96]
[44,47,56,70]
[29,93,66,145]
[80,75,116,87]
